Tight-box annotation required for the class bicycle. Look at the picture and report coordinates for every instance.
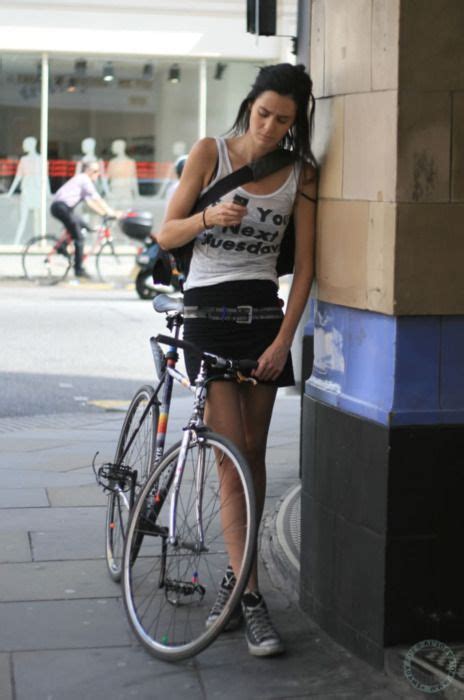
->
[22,215,133,285]
[94,293,257,661]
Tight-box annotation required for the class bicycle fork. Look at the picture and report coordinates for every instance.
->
[168,429,207,554]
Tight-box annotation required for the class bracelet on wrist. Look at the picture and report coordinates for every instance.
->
[202,207,212,230]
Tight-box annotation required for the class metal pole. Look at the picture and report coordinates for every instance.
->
[297,0,311,68]
[40,53,49,237]
[198,59,207,140]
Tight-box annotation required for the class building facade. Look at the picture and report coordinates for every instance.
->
[0,0,297,244]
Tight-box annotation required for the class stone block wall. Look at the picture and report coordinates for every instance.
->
[311,0,399,315]
[311,0,464,315]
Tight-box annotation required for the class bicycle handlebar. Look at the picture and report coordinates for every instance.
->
[156,334,200,355]
[155,334,258,372]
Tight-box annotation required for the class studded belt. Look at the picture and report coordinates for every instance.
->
[183,305,283,324]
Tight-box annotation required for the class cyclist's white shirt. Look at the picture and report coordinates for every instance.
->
[184,137,299,290]
[53,173,101,209]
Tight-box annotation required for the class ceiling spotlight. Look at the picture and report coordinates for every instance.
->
[143,63,154,80]
[103,62,114,82]
[214,62,227,80]
[75,60,87,77]
[67,77,77,93]
[168,64,180,83]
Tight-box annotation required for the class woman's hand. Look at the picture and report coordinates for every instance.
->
[252,339,291,382]
[204,202,247,228]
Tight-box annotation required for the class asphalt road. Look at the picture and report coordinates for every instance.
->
[0,282,185,418]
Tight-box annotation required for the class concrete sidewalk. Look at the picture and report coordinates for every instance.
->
[0,394,422,700]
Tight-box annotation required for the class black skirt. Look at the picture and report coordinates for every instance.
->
[183,279,294,387]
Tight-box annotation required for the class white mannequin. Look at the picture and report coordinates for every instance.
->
[75,137,108,194]
[157,140,187,200]
[6,136,50,244]
[106,139,138,206]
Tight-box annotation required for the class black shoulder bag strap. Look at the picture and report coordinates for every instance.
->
[191,148,296,213]
[172,148,296,279]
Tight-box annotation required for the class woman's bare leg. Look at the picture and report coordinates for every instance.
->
[205,381,277,591]
[238,382,277,590]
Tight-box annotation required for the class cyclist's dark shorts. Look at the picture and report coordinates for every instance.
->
[182,279,294,387]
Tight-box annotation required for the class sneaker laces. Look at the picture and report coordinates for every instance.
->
[243,599,277,642]
[222,565,236,590]
[209,585,231,617]
[209,566,236,617]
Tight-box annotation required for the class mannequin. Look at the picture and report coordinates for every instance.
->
[6,136,50,244]
[106,139,138,206]
[75,137,108,194]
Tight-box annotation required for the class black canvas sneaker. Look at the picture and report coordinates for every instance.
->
[205,565,243,631]
[242,591,285,657]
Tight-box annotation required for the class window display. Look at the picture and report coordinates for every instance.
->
[0,53,261,246]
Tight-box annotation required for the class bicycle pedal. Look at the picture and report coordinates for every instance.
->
[165,578,206,606]
[92,452,134,493]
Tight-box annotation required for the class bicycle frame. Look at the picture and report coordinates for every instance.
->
[162,359,210,549]
[113,311,188,476]
[41,216,114,265]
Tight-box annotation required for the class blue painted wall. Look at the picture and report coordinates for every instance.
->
[305,301,464,427]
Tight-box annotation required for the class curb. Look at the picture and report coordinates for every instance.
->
[260,483,301,605]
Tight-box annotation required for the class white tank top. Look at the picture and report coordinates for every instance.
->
[184,137,300,290]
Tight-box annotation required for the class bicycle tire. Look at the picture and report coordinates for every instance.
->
[106,385,159,582]
[22,235,71,285]
[96,241,134,283]
[122,431,256,661]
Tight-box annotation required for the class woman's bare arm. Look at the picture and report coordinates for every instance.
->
[157,137,248,250]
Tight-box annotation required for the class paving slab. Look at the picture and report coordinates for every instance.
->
[0,437,78,452]
[0,598,130,652]
[47,484,106,507]
[0,532,32,564]
[196,637,407,699]
[0,448,97,471]
[13,647,202,700]
[0,469,98,488]
[31,527,106,560]
[0,505,104,532]
[0,488,49,508]
[0,653,13,700]
[1,560,119,601]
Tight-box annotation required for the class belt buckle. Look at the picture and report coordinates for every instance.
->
[236,305,253,324]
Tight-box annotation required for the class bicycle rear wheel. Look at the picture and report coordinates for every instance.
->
[122,431,256,661]
[96,241,134,283]
[106,385,158,582]
[22,235,71,285]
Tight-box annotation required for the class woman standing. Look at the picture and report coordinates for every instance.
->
[157,63,317,657]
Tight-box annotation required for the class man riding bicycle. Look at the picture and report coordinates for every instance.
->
[51,160,119,278]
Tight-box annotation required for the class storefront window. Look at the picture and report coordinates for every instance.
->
[0,53,42,244]
[47,55,201,241]
[205,61,260,137]
[0,53,263,248]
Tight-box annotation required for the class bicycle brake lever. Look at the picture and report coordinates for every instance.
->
[236,372,257,386]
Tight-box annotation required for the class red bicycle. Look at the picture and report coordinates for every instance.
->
[22,215,134,285]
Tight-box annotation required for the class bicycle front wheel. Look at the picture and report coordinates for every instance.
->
[122,431,256,661]
[96,241,134,283]
[22,235,71,285]
[106,385,158,582]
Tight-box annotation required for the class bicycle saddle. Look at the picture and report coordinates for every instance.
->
[153,293,184,315]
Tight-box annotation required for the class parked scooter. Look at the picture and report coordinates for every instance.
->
[119,211,177,300]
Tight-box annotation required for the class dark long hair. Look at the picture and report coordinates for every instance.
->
[228,63,317,170]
